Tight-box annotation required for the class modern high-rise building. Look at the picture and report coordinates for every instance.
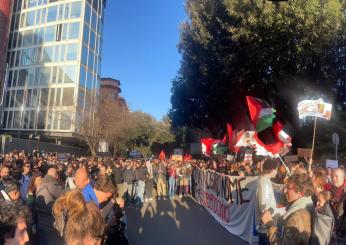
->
[2,0,106,140]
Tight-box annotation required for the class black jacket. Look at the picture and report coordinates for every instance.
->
[112,167,123,184]
[35,175,63,232]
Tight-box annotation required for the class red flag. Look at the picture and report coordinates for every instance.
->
[201,138,219,156]
[227,123,233,150]
[159,150,166,160]
[246,96,265,123]
[183,154,192,161]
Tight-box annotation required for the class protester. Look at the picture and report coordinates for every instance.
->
[53,190,105,245]
[0,177,21,202]
[256,159,278,245]
[0,200,30,245]
[20,162,31,202]
[262,173,314,245]
[35,167,63,245]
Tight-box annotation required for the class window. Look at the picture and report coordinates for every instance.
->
[63,65,76,83]
[56,24,62,41]
[91,12,97,30]
[8,111,13,128]
[41,8,47,23]
[23,110,30,129]
[70,1,81,18]
[62,23,68,40]
[64,3,70,19]
[37,110,47,129]
[60,111,72,130]
[79,67,86,87]
[59,44,65,61]
[23,29,33,46]
[53,111,59,129]
[61,88,74,106]
[49,89,55,106]
[58,4,64,20]
[47,6,57,22]
[8,71,13,87]
[52,66,57,83]
[12,70,18,87]
[31,89,39,107]
[83,25,89,44]
[28,0,37,8]
[13,111,20,128]
[26,10,35,26]
[5,92,10,107]
[68,22,80,39]
[47,110,53,129]
[40,67,51,85]
[88,51,94,71]
[18,69,28,86]
[43,46,54,62]
[81,47,87,65]
[40,88,49,106]
[85,5,91,24]
[29,110,35,129]
[90,31,95,50]
[66,43,78,61]
[55,88,61,106]
[26,89,32,107]
[15,90,24,107]
[45,25,55,42]
[35,9,41,25]
[86,71,92,90]
[2,111,8,129]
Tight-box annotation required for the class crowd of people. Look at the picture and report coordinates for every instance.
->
[0,149,345,245]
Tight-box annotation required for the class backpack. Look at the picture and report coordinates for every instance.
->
[310,204,335,245]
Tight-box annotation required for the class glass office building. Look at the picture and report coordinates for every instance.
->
[3,0,105,137]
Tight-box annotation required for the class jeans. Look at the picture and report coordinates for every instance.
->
[124,182,134,204]
[258,232,270,245]
[168,177,176,197]
[135,180,145,203]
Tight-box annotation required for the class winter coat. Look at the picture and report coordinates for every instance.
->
[267,196,313,245]
[112,167,124,184]
[123,168,135,184]
[35,175,63,232]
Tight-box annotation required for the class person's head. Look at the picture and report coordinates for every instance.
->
[27,175,42,195]
[332,168,345,188]
[94,175,115,203]
[0,166,9,179]
[312,175,326,196]
[317,191,332,209]
[74,167,89,190]
[262,159,278,177]
[284,174,314,203]
[2,177,21,202]
[47,167,59,180]
[22,163,31,175]
[0,201,30,245]
[53,190,105,245]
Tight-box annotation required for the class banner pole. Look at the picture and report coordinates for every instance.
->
[278,156,291,176]
[310,117,318,161]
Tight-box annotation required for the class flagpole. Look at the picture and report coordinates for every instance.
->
[278,156,291,176]
[310,117,318,160]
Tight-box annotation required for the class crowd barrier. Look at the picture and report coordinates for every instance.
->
[192,168,260,244]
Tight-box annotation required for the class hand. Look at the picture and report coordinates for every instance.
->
[116,197,125,208]
[261,210,273,225]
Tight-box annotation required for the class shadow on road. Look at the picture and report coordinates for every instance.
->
[125,196,248,245]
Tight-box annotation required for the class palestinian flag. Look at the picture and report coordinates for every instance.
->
[246,96,276,132]
[212,142,228,155]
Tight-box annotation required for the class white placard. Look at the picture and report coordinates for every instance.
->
[326,159,338,169]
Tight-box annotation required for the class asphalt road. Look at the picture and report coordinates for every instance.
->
[125,196,249,245]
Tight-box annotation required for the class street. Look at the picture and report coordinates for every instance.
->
[125,196,249,245]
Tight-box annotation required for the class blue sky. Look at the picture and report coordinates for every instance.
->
[101,1,186,120]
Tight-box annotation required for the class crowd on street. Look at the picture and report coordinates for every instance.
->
[0,149,345,245]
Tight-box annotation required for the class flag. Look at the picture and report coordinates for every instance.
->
[159,150,166,160]
[212,142,228,155]
[272,121,291,144]
[226,123,233,150]
[297,98,332,120]
[183,154,192,161]
[246,96,276,132]
[201,138,219,156]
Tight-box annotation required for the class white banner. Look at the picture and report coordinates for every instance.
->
[297,98,332,120]
[193,168,259,244]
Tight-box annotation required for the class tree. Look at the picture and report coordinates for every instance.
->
[170,0,346,148]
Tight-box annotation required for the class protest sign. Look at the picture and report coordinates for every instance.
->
[172,148,183,161]
[297,148,312,158]
[326,159,338,169]
[284,155,298,163]
[193,168,259,244]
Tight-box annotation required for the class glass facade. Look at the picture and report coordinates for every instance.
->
[4,0,105,133]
